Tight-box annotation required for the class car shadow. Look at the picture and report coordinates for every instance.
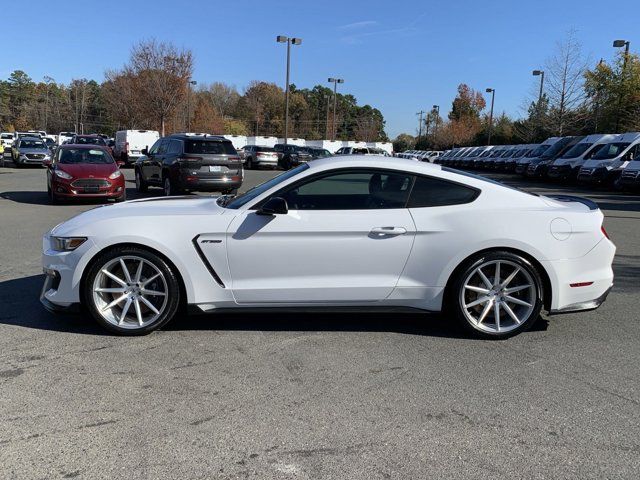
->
[0,274,549,338]
[0,187,159,206]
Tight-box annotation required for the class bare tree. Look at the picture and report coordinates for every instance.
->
[545,30,590,135]
[202,82,240,117]
[125,39,193,135]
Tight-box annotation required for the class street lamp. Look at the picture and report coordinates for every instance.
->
[485,88,495,146]
[187,80,197,132]
[613,39,630,131]
[277,35,302,145]
[532,70,545,104]
[432,105,440,136]
[328,77,344,140]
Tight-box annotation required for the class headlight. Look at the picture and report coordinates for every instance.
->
[55,169,73,180]
[51,236,87,251]
[109,170,122,179]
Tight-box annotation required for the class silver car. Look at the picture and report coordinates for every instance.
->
[11,137,51,166]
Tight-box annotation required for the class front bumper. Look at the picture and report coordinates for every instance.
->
[515,163,530,174]
[526,163,549,177]
[547,165,574,180]
[576,167,620,185]
[504,161,517,172]
[52,176,125,199]
[619,170,640,188]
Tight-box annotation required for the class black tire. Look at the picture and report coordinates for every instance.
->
[245,157,253,170]
[135,168,148,193]
[447,251,544,339]
[163,173,180,196]
[114,190,127,202]
[82,246,181,335]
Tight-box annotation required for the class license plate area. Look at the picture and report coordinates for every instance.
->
[209,165,222,172]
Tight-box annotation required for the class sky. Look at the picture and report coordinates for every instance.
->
[4,0,639,138]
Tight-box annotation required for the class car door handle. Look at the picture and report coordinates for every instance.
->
[370,227,407,236]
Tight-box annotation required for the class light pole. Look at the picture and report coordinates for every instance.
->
[277,35,302,145]
[532,70,544,138]
[613,39,630,132]
[485,88,495,145]
[324,95,330,139]
[328,77,344,140]
[416,110,425,145]
[187,80,197,132]
[432,105,440,137]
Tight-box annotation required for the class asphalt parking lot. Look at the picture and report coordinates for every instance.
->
[1,164,639,479]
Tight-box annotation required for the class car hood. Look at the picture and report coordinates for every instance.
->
[19,148,49,154]
[50,196,225,236]
[58,163,118,178]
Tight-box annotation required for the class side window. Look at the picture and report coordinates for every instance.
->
[148,139,162,155]
[277,170,413,210]
[157,139,169,155]
[407,176,479,208]
[625,144,639,161]
[168,140,182,155]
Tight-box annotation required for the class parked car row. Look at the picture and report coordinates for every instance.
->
[397,150,444,162]
[426,132,640,190]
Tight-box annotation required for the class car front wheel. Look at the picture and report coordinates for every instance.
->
[449,251,543,339]
[83,247,181,335]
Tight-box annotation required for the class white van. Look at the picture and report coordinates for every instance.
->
[114,130,160,164]
[578,132,640,185]
[514,137,562,174]
[306,140,342,153]
[57,132,76,145]
[547,134,618,181]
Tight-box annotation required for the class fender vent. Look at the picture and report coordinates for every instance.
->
[192,235,225,287]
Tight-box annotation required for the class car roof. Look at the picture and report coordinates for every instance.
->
[169,133,228,141]
[61,144,109,150]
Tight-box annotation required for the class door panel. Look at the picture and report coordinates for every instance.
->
[226,209,416,304]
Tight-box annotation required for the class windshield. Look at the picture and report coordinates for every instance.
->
[1,134,13,139]
[490,150,504,158]
[526,143,551,158]
[540,138,573,159]
[59,148,113,164]
[20,139,45,148]
[224,164,310,209]
[480,150,492,158]
[75,136,106,146]
[560,142,592,159]
[185,140,237,155]
[592,142,631,160]
[501,149,513,158]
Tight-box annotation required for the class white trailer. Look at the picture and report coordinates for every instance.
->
[344,140,367,148]
[221,135,247,150]
[305,140,342,152]
[276,137,306,146]
[246,136,278,147]
[366,142,393,155]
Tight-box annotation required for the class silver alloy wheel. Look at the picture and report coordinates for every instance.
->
[92,255,168,329]
[460,259,536,334]
[163,177,171,196]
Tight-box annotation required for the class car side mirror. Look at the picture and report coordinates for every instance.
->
[257,197,288,216]
[42,159,51,167]
[141,148,148,156]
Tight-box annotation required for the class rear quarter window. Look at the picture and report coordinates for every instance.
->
[407,176,479,208]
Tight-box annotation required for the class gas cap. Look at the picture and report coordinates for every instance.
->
[550,217,572,241]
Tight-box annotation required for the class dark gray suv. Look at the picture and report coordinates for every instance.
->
[135,133,242,196]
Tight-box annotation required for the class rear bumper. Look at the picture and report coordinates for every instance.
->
[181,177,243,192]
[549,285,612,315]
[543,237,616,313]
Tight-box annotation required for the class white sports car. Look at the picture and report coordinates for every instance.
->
[41,156,615,338]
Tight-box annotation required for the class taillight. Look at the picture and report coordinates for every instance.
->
[177,156,203,168]
[228,156,241,162]
[601,226,610,239]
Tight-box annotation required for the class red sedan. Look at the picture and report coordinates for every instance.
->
[45,145,126,203]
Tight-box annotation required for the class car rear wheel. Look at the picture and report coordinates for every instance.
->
[83,247,181,335]
[245,157,253,170]
[448,251,543,339]
[135,168,148,193]
[163,175,179,196]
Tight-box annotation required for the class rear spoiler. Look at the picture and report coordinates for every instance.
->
[546,195,598,211]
